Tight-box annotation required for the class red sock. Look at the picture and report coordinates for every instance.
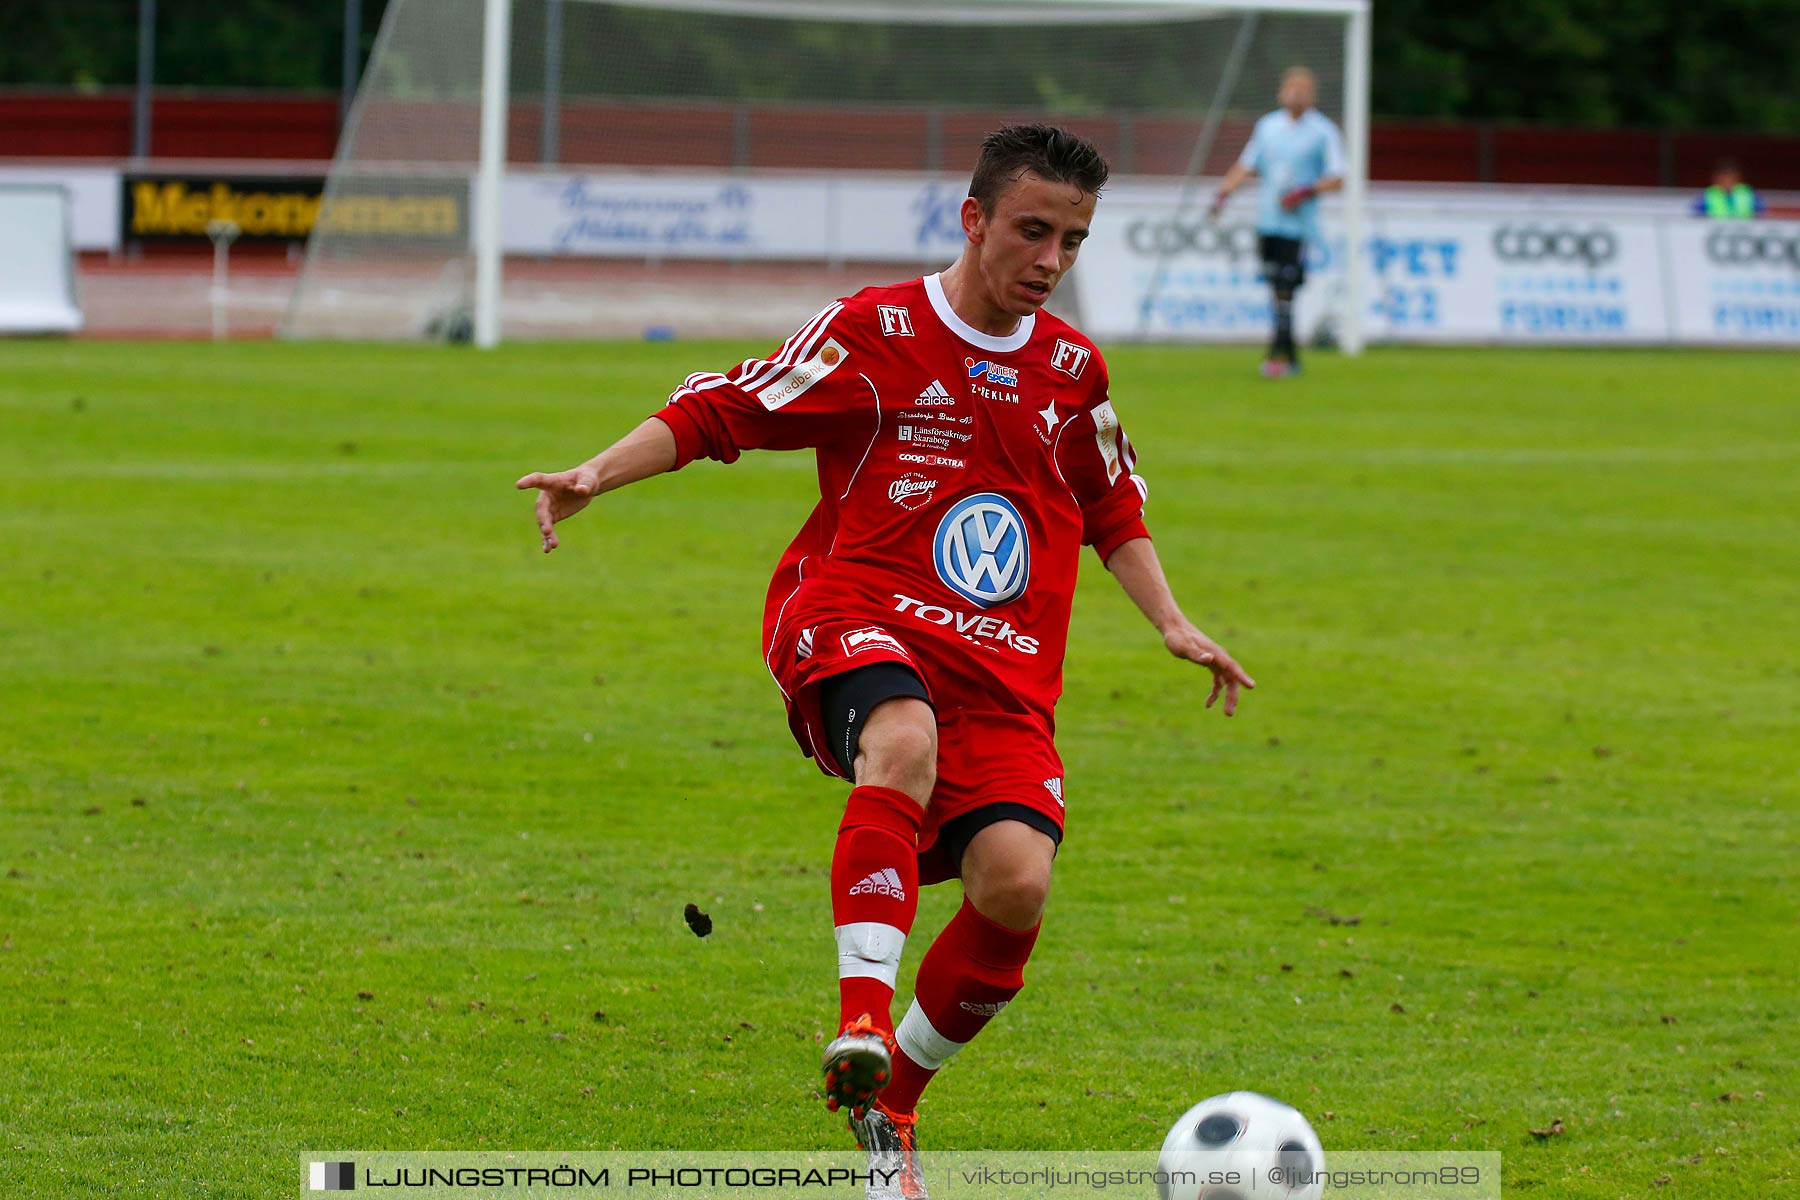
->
[830,785,922,1037]
[883,897,1039,1112]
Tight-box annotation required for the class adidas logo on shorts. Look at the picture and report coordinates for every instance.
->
[848,868,907,900]
[1043,778,1064,807]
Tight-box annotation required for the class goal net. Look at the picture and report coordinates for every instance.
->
[283,0,1365,347]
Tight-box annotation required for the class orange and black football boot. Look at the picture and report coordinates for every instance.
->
[820,1012,894,1120]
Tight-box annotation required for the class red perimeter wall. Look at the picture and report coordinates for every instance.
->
[3,90,1797,190]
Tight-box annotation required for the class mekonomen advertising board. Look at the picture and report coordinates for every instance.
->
[120,173,468,248]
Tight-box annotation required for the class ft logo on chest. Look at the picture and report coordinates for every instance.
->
[877,305,915,337]
[1050,339,1090,380]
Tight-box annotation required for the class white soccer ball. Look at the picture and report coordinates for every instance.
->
[1156,1091,1325,1200]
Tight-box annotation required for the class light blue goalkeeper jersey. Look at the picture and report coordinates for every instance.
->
[1237,107,1345,242]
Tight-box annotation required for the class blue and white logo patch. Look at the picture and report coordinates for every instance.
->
[964,357,1019,386]
[933,493,1030,608]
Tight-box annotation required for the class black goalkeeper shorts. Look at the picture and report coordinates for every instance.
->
[1259,233,1307,291]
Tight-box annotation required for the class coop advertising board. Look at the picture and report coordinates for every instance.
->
[1663,221,1800,342]
[1362,213,1670,342]
[1073,205,1685,344]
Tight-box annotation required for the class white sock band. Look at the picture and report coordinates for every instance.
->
[895,998,968,1071]
[835,922,907,989]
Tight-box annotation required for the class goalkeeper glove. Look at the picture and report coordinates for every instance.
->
[1279,185,1318,212]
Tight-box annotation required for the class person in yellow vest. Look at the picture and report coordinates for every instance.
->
[1692,159,1765,219]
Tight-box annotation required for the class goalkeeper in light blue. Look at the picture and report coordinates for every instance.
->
[1211,67,1345,377]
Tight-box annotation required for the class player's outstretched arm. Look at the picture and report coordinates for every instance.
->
[514,417,677,554]
[1104,537,1256,716]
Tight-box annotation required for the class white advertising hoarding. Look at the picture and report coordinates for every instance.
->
[1367,214,1670,342]
[1073,209,1340,342]
[9,158,1793,345]
[501,174,831,259]
[495,176,1798,345]
[0,185,83,333]
[832,177,970,264]
[499,171,970,264]
[1074,204,1680,344]
[0,165,120,252]
[1663,221,1800,343]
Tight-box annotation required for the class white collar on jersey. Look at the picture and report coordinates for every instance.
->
[923,272,1036,354]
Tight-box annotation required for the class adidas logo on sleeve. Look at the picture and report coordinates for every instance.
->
[848,867,908,900]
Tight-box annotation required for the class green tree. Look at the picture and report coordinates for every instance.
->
[1371,0,1800,131]
[0,0,380,92]
[1,0,1795,135]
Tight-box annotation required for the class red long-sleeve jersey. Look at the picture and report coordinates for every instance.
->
[652,273,1148,734]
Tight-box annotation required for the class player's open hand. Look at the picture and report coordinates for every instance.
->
[515,465,601,553]
[1163,623,1255,716]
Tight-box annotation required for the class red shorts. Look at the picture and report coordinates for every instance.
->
[770,616,1066,885]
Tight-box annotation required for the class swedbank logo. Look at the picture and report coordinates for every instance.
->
[124,176,464,242]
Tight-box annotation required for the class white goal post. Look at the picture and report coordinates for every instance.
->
[288,0,1371,350]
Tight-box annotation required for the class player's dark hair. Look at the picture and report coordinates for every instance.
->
[968,124,1109,213]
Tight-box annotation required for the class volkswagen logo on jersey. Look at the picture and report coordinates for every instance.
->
[933,493,1030,608]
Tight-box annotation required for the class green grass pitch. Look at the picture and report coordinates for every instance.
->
[1,339,1795,1197]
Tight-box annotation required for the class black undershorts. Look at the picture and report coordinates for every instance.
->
[818,662,1062,874]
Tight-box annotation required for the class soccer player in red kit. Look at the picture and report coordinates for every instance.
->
[517,125,1253,1195]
